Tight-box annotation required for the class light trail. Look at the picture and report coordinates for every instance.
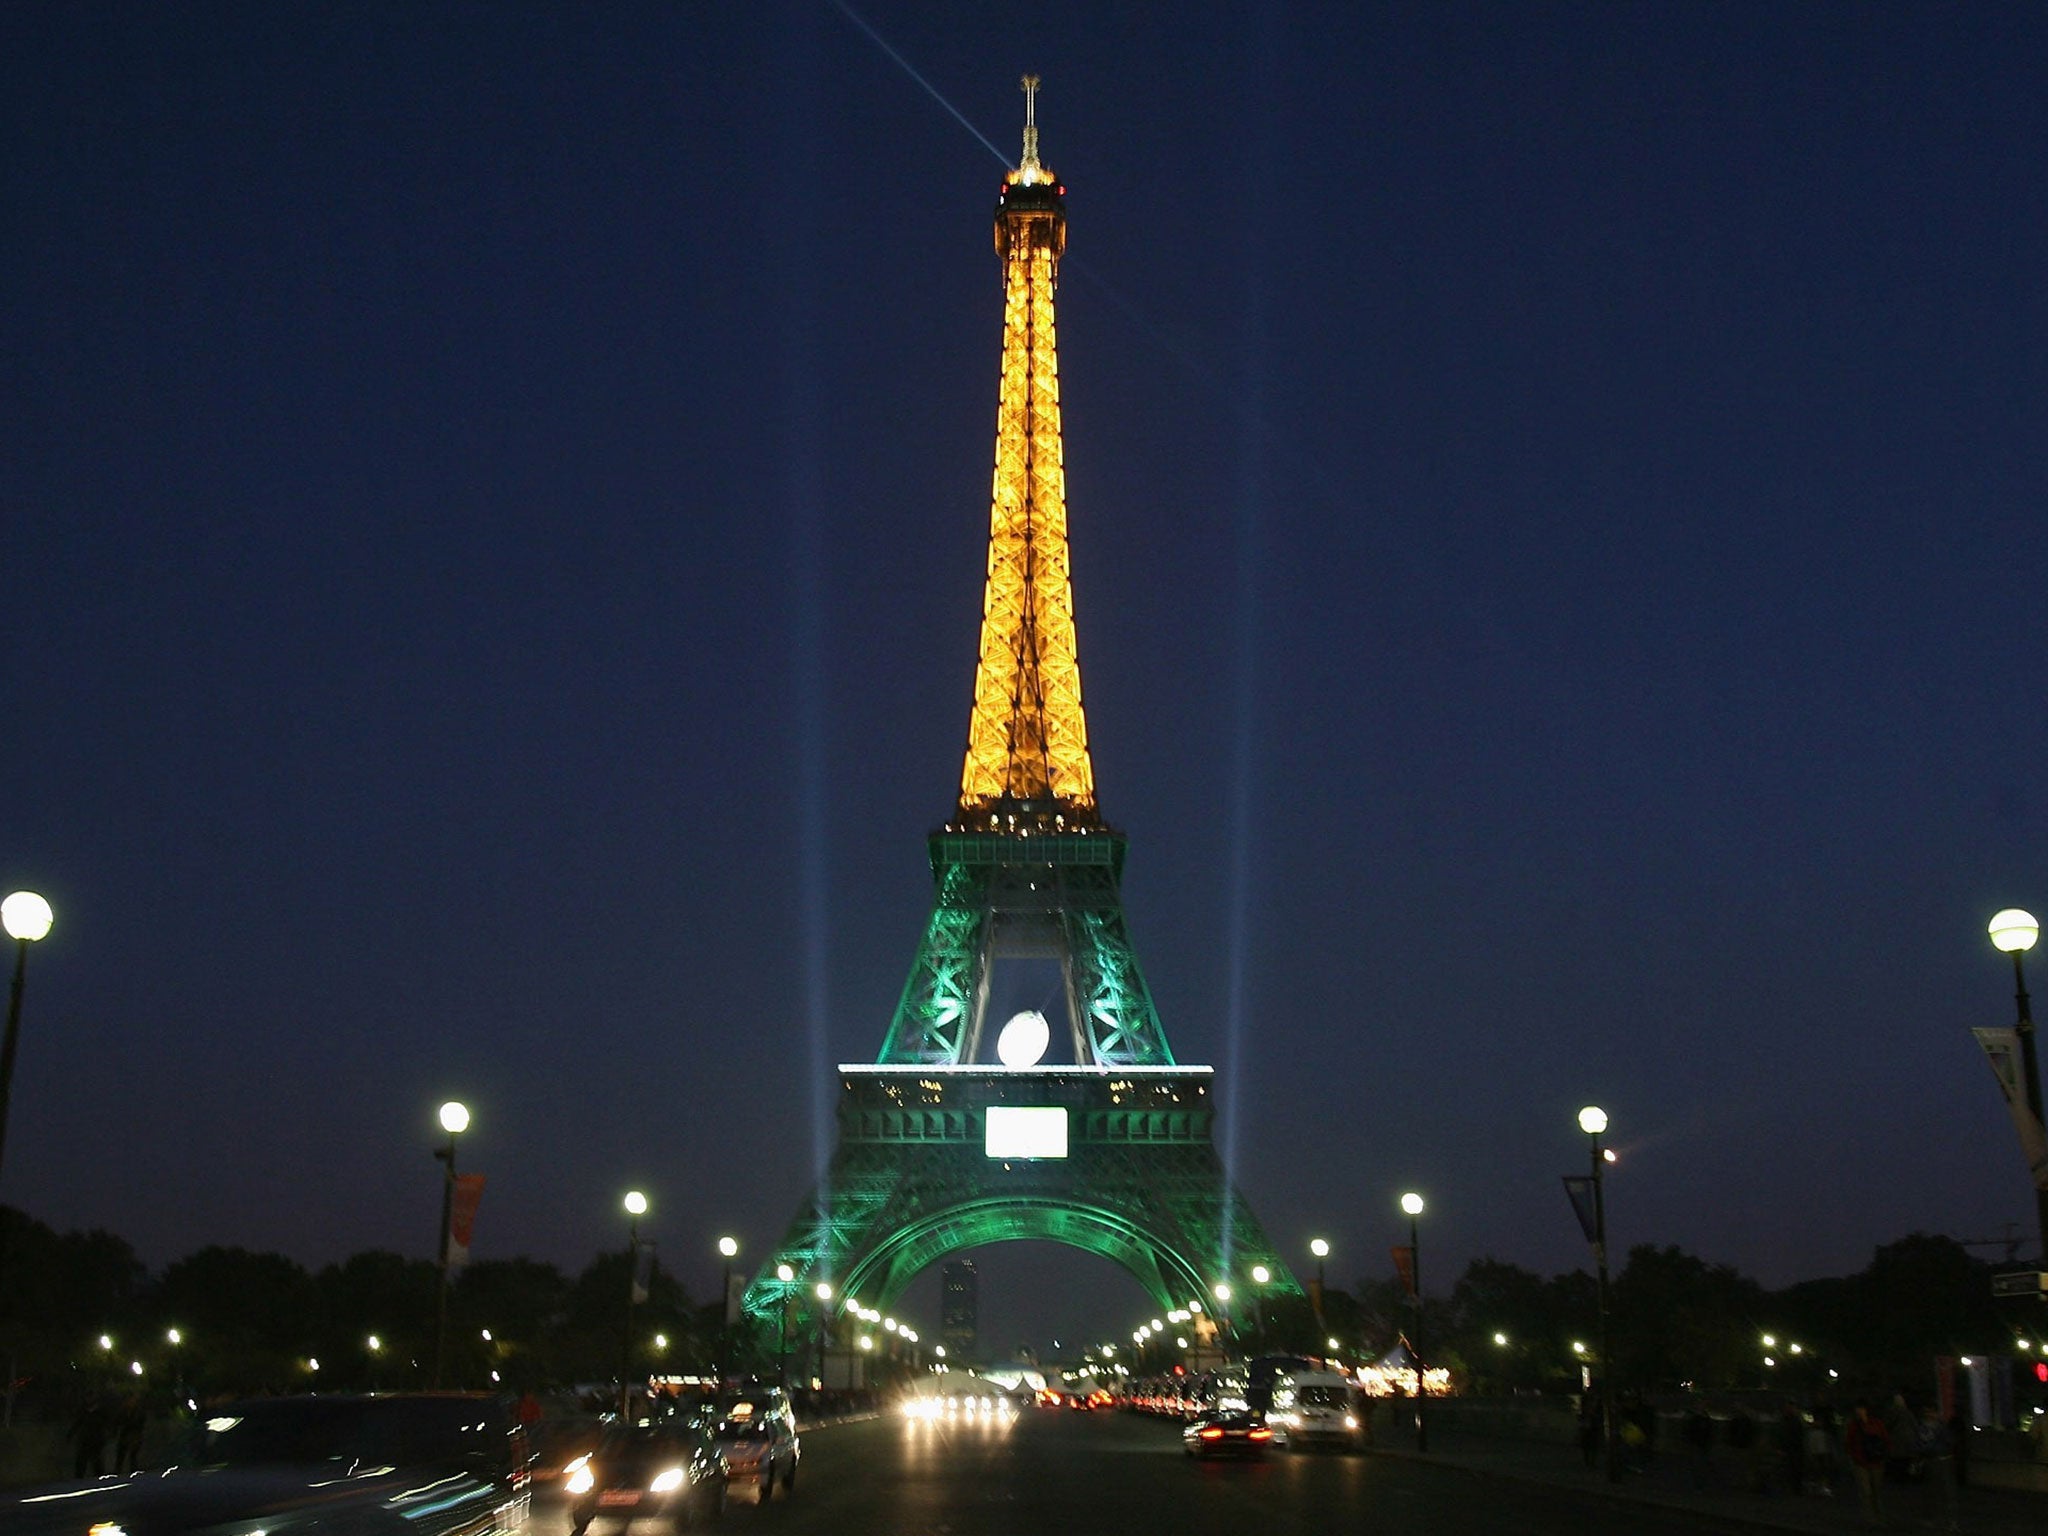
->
[829,1,1011,168]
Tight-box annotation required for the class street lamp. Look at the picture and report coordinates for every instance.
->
[1249,1265,1270,1349]
[1399,1193,1426,1452]
[0,891,53,1318]
[1308,1238,1330,1330]
[166,1326,185,1399]
[815,1282,833,1385]
[0,892,53,1192]
[1988,909,2048,1260]
[1578,1104,1618,1483]
[716,1236,739,1380]
[775,1263,795,1387]
[621,1191,648,1420]
[431,1100,469,1387]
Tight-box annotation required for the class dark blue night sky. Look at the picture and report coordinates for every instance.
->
[5,2,2047,1351]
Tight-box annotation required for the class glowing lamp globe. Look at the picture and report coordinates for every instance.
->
[719,1236,739,1258]
[996,1009,1051,1068]
[438,1101,470,1135]
[1,892,53,943]
[1251,1265,1270,1285]
[1989,909,2040,954]
[1310,1238,1329,1259]
[623,1190,648,1217]
[1577,1105,1608,1136]
[1400,1192,1424,1216]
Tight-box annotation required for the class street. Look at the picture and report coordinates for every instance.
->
[528,1408,1730,1536]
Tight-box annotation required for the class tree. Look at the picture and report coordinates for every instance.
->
[314,1250,437,1386]
[1446,1258,1561,1391]
[1611,1244,1763,1390]
[0,1207,146,1399]
[151,1247,323,1394]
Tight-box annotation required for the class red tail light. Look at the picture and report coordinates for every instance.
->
[1199,1427,1224,1440]
[1249,1428,1273,1441]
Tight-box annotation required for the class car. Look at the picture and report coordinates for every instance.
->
[0,1392,534,1535]
[566,1418,727,1531]
[709,1398,798,1504]
[1182,1410,1274,1460]
[1268,1369,1366,1451]
[527,1415,606,1489]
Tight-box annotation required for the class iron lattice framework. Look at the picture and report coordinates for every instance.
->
[744,82,1297,1361]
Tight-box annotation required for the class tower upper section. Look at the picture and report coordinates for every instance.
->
[954,76,1099,832]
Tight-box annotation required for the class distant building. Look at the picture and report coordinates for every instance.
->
[941,1259,979,1361]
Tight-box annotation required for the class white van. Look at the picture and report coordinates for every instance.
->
[1268,1369,1365,1451]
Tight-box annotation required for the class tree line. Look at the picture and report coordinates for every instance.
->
[1306,1232,2025,1397]
[0,1205,2028,1409]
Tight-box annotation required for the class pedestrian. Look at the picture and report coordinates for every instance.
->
[1844,1400,1889,1529]
[113,1393,146,1474]
[1950,1393,1971,1489]
[1883,1392,1917,1484]
[1682,1397,1715,1490]
[1916,1400,1958,1532]
[1774,1403,1806,1496]
[70,1396,110,1478]
[1808,1402,1841,1497]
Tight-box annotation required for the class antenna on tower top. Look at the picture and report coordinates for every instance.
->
[1019,74,1042,175]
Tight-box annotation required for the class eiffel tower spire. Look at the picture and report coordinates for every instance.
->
[957,75,1097,830]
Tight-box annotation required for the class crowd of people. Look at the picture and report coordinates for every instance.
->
[1576,1386,1967,1530]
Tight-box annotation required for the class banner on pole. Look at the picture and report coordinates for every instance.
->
[1973,1027,2048,1191]
[447,1174,486,1271]
[630,1245,656,1306]
[1391,1244,1416,1298]
[725,1272,745,1326]
[1562,1176,1599,1246]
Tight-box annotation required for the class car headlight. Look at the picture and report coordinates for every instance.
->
[650,1466,686,1493]
[565,1462,594,1496]
[1345,1414,1359,1429]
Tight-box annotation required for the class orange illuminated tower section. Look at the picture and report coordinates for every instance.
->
[958,74,1096,827]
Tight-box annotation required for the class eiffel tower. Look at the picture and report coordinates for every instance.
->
[743,81,1297,1369]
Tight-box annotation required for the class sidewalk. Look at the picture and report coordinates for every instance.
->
[1372,1427,2044,1535]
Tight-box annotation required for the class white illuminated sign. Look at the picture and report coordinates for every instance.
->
[984,1106,1068,1159]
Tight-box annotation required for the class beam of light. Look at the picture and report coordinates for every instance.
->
[1218,5,1282,1276]
[829,0,1011,169]
[777,3,835,1182]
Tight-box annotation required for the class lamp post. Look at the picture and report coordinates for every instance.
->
[1988,909,2048,1260]
[1399,1193,1427,1452]
[1579,1105,1618,1483]
[1308,1238,1330,1332]
[621,1191,647,1420]
[430,1100,469,1388]
[1211,1282,1233,1347]
[164,1327,185,1401]
[716,1236,738,1380]
[0,892,54,1189]
[775,1263,794,1387]
[814,1282,833,1387]
[1250,1264,1271,1350]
